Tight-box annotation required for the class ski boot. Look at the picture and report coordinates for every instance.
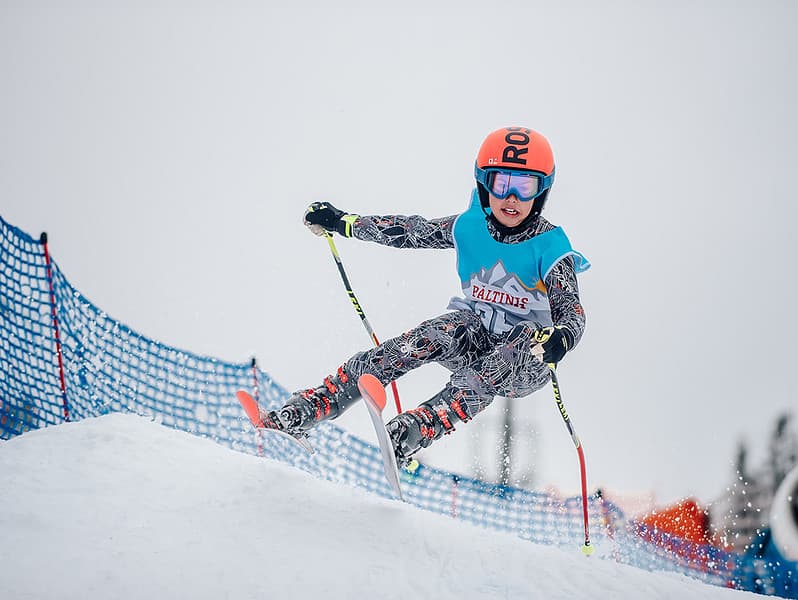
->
[386,388,465,469]
[275,366,361,434]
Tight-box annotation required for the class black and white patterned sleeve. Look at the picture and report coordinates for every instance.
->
[545,256,587,349]
[351,215,457,249]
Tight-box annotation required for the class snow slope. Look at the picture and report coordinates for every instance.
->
[0,415,757,600]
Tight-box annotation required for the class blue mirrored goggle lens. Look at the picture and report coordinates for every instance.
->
[488,171,540,201]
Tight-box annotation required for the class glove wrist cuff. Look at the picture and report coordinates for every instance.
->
[337,214,359,237]
[558,326,574,352]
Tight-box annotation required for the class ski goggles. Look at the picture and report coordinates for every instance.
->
[474,166,555,201]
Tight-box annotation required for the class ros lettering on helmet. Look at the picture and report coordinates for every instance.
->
[501,127,531,166]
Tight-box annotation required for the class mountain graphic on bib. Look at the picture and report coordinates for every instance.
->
[467,260,548,317]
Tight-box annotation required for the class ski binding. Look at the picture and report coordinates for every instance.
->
[236,389,314,454]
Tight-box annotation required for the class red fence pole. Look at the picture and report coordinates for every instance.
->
[451,474,460,519]
[40,232,70,422]
[250,357,263,456]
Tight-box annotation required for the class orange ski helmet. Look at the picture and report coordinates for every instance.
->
[475,126,555,218]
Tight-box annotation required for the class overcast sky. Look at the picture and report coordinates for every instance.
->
[2,0,797,505]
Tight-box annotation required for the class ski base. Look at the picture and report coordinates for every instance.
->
[236,390,315,454]
[357,374,404,501]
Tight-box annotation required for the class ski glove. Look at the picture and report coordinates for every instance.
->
[531,326,571,364]
[304,202,359,238]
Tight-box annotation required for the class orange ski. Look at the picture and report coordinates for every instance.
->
[236,390,314,454]
[357,374,403,501]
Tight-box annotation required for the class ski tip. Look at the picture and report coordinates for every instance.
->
[236,389,264,428]
[357,374,387,412]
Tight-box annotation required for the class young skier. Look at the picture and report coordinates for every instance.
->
[263,126,590,466]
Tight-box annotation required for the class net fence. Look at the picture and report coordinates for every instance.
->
[1,213,795,598]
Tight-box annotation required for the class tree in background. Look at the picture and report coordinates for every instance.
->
[769,413,798,494]
[709,412,797,552]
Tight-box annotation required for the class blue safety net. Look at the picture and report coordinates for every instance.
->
[1,213,795,598]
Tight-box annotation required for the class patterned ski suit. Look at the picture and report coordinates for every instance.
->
[326,194,589,440]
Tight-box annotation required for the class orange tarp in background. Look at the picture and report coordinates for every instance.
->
[641,498,712,544]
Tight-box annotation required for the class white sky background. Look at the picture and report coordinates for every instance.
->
[2,0,797,505]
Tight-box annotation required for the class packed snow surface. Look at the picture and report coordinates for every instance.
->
[0,414,757,599]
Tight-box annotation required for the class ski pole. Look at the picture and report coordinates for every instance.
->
[548,363,593,555]
[323,233,403,414]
